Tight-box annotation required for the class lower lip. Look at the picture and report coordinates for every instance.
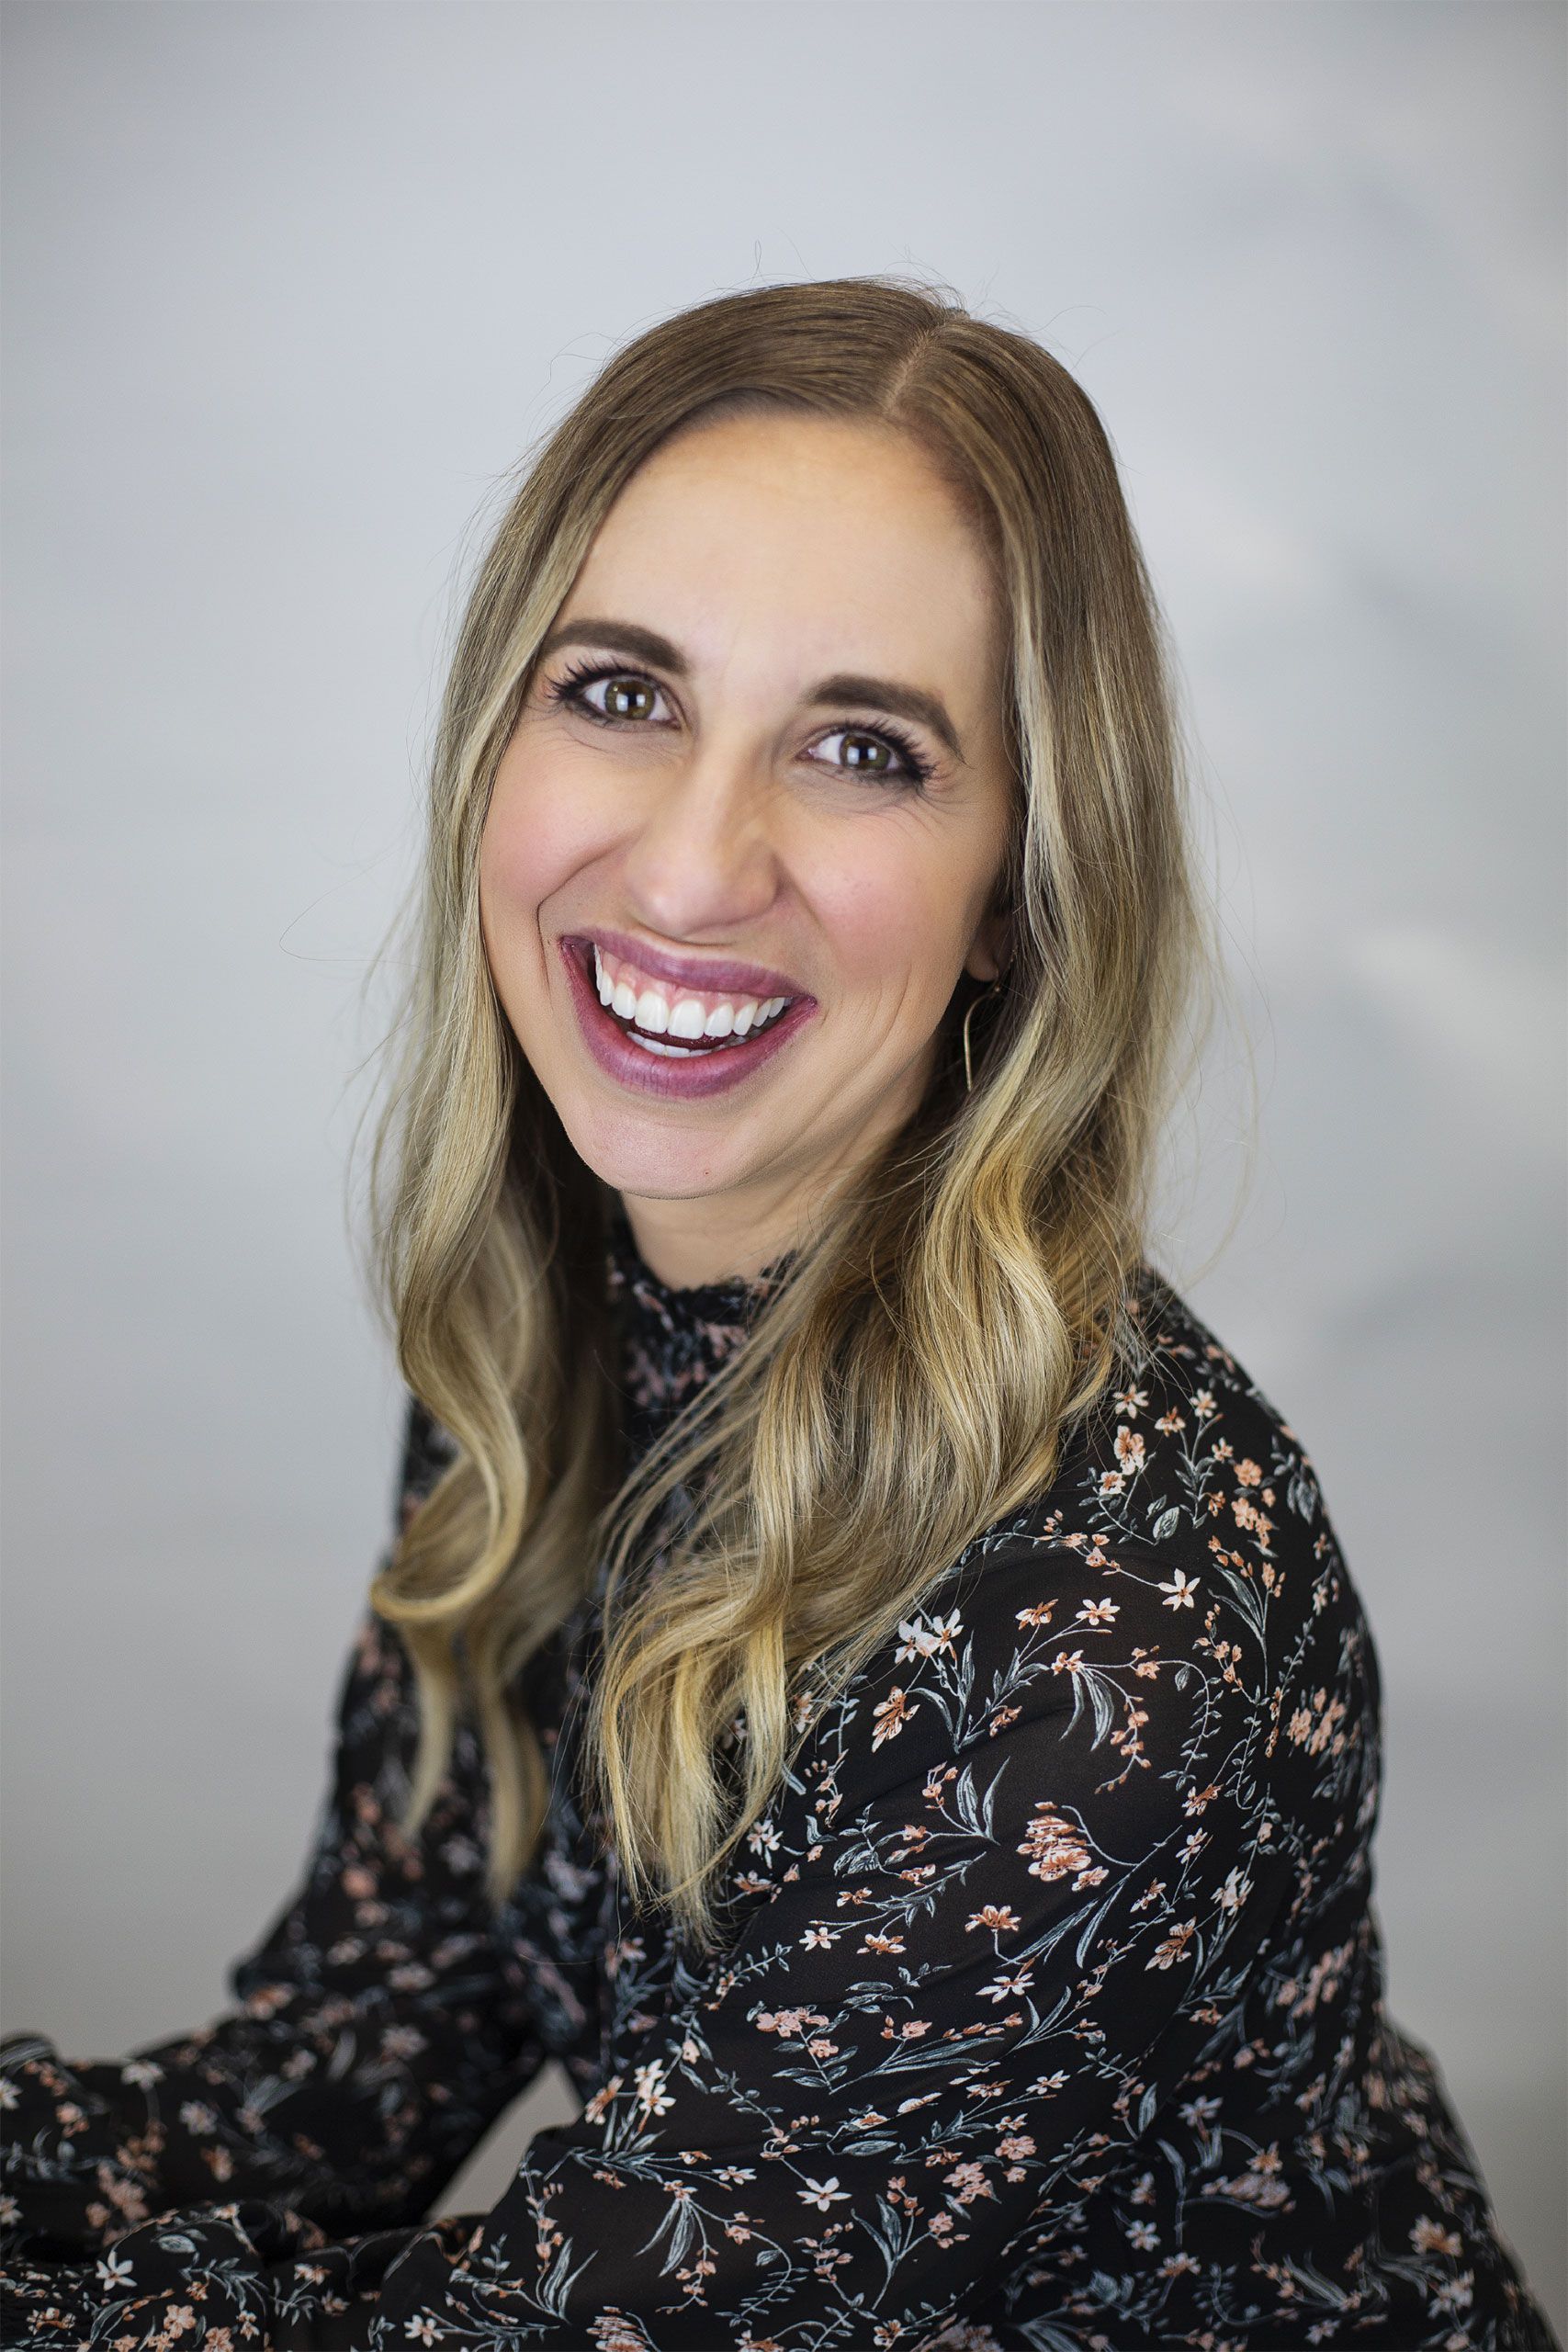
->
[558,939,817,1102]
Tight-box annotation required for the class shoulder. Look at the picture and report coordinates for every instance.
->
[1046,1259,1339,1579]
[800,1264,1378,1842]
[956,1261,1360,1662]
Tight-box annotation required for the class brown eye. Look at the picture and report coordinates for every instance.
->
[546,662,673,729]
[809,723,933,791]
[597,675,660,721]
[840,732,896,775]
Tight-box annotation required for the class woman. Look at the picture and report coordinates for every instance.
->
[2,277,1554,2350]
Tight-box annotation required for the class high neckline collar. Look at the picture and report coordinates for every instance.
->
[604,1199,798,1324]
[604,1200,799,1437]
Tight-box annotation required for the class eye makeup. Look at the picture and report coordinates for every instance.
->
[541,657,937,792]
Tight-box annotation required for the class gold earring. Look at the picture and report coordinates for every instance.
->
[962,976,1004,1094]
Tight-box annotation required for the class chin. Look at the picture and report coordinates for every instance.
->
[558,1101,750,1194]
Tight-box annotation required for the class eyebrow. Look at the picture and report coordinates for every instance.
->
[535,616,966,763]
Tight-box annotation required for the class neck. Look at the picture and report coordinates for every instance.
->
[615,1191,807,1293]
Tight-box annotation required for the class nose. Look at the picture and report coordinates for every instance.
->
[617,736,782,939]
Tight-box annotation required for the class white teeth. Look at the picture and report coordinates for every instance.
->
[629,1033,716,1057]
[590,942,792,1043]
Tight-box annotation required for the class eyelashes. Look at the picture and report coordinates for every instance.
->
[542,656,936,792]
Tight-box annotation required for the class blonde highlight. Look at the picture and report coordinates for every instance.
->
[354,273,1231,1946]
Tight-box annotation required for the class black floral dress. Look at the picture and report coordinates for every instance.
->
[2,1216,1556,2349]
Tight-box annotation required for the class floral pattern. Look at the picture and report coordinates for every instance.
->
[1,1213,1557,2348]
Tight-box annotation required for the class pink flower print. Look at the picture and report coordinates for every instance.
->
[1017,1801,1094,1883]
[872,1688,919,1747]
[1145,1919,1198,1971]
[1114,1426,1146,1474]
[966,1905,1021,1934]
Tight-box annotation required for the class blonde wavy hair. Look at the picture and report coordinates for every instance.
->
[360,273,1223,1945]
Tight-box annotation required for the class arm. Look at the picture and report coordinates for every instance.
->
[0,1396,551,2259]
[370,1535,1284,2348]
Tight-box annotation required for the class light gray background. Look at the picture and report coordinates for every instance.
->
[3,0,1563,2328]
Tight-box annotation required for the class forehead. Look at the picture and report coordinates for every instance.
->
[568,412,1003,695]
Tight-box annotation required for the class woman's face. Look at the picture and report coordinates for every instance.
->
[479,410,1016,1286]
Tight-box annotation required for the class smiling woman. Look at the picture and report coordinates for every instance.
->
[1,276,1555,2351]
[479,410,1014,1227]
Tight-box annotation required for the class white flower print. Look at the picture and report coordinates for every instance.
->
[1077,1595,1121,1625]
[0,1257,1546,2352]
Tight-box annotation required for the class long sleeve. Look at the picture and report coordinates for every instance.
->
[368,1499,1550,2351]
[365,1530,1305,2346]
[6,1283,1554,2348]
[1,1396,550,2335]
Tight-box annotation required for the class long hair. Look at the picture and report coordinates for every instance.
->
[360,273,1222,1946]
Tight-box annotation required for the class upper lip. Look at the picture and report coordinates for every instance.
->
[567,927,811,1004]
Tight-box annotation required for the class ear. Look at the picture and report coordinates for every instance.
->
[964,893,1014,986]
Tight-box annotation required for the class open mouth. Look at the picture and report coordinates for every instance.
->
[597,991,794,1058]
[572,940,799,1054]
[559,936,816,1094]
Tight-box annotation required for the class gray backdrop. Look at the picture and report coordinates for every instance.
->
[3,0,1563,2328]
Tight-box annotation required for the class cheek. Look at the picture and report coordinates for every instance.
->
[816,846,965,1009]
[480,758,595,923]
